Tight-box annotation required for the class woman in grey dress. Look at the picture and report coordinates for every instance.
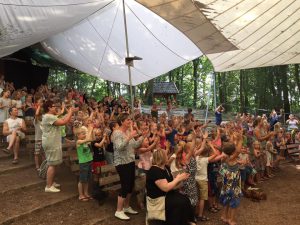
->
[41,100,74,193]
[0,90,12,122]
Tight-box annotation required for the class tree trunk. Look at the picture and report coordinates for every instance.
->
[106,81,111,96]
[280,65,290,115]
[90,77,98,96]
[294,64,300,92]
[240,70,244,112]
[192,59,200,108]
[146,79,154,105]
[244,73,249,110]
[217,72,223,105]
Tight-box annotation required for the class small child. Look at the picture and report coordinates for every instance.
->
[90,128,108,201]
[34,99,45,171]
[195,140,218,221]
[252,141,266,183]
[265,137,276,178]
[237,146,256,190]
[219,132,243,225]
[76,125,94,201]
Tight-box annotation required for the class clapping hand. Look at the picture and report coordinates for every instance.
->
[176,172,190,182]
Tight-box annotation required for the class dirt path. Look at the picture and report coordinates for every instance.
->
[4,161,300,225]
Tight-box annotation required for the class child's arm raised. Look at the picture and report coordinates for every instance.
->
[194,131,208,156]
[207,141,220,162]
[94,133,108,148]
[77,125,94,145]
[229,131,243,160]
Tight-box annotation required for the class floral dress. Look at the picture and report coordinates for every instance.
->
[182,157,199,207]
[219,162,242,208]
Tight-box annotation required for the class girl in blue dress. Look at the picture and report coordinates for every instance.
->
[219,133,243,225]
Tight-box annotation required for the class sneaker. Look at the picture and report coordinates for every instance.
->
[45,186,60,193]
[115,210,130,220]
[123,206,138,215]
[53,182,61,188]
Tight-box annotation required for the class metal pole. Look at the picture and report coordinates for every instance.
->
[122,0,134,110]
[205,73,214,123]
[213,72,217,110]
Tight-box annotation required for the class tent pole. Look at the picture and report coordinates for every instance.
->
[213,72,217,110]
[122,0,134,110]
[205,73,214,123]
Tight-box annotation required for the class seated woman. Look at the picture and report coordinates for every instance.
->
[146,148,196,225]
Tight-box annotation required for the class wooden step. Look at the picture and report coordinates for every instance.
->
[0,167,44,194]
[6,190,145,225]
[0,158,34,175]
[0,166,78,225]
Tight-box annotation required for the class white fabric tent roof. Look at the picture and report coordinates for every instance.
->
[42,0,203,85]
[196,0,300,72]
[1,0,300,83]
[137,0,300,72]
[0,0,112,57]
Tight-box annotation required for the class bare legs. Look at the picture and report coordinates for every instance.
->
[116,194,132,211]
[7,131,20,162]
[78,182,89,199]
[12,136,20,160]
[46,165,56,188]
[221,205,238,225]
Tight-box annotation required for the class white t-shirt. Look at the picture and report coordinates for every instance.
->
[195,156,209,181]
[288,120,298,130]
[170,153,178,173]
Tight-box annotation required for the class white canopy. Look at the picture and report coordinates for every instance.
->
[42,0,203,85]
[137,0,300,72]
[1,0,300,83]
[196,0,300,71]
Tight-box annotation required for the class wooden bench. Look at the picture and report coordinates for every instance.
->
[286,143,300,162]
[69,153,144,193]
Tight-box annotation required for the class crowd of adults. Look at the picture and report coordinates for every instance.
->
[1,75,300,225]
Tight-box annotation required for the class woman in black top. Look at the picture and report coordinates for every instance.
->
[146,148,196,225]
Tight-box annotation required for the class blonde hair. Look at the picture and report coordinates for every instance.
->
[74,126,88,136]
[152,149,167,167]
[253,140,261,149]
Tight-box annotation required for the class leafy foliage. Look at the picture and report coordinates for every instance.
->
[47,58,300,114]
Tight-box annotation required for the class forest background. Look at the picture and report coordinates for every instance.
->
[47,56,300,116]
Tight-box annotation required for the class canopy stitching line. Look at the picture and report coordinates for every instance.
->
[215,1,300,69]
[209,0,291,61]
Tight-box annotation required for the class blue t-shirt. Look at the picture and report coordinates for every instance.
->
[215,111,222,125]
[166,129,177,146]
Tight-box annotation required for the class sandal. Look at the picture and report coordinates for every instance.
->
[86,196,94,200]
[78,197,89,202]
[12,159,18,164]
[208,207,218,213]
[2,148,10,154]
[197,216,210,221]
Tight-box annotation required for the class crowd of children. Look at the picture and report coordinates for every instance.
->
[1,78,300,224]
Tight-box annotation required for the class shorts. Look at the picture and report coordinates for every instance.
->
[43,147,63,166]
[92,161,107,174]
[197,180,208,200]
[6,131,25,142]
[35,140,42,154]
[79,161,92,183]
